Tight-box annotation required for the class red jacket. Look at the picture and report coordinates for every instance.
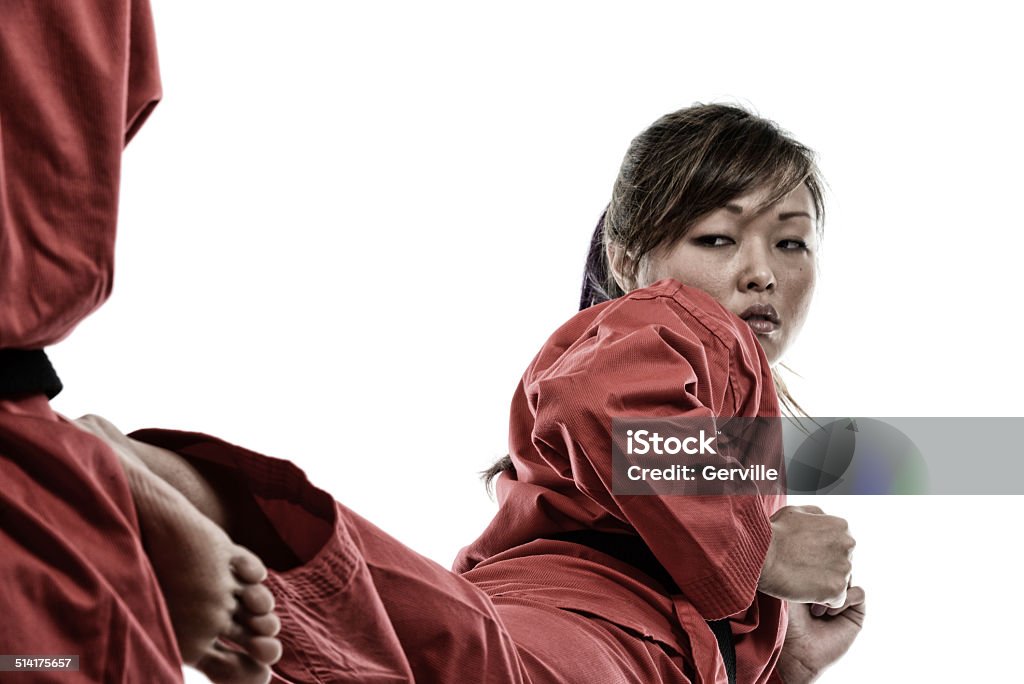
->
[0,4,180,681]
[456,279,787,683]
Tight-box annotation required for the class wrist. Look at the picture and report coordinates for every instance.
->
[777,650,819,684]
[758,519,782,596]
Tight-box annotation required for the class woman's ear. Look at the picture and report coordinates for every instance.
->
[606,242,635,292]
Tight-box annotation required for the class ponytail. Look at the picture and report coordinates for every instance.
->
[579,208,613,311]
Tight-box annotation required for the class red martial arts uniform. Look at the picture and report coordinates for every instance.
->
[135,279,787,684]
[0,2,180,681]
[1,4,786,683]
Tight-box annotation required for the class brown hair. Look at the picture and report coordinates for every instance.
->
[583,102,824,304]
[485,103,824,491]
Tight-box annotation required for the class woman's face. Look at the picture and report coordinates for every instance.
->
[636,184,818,365]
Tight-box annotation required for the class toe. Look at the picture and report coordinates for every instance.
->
[248,636,283,666]
[225,623,284,665]
[231,550,268,584]
[195,642,272,684]
[238,609,281,637]
[238,583,275,615]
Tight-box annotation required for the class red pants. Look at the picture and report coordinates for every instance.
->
[133,429,698,684]
[268,504,691,683]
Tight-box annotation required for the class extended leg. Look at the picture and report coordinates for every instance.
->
[85,421,525,682]
[75,416,284,684]
[122,427,690,683]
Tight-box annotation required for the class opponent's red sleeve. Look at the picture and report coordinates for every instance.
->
[526,283,776,619]
[0,0,161,349]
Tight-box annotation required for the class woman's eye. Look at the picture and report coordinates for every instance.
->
[778,239,808,251]
[695,235,734,247]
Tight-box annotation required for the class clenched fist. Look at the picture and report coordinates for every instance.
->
[757,505,855,608]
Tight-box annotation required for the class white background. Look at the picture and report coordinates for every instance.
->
[48,1,1023,682]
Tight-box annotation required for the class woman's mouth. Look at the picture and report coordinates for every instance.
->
[739,304,781,335]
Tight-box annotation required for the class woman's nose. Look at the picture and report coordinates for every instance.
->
[739,249,776,292]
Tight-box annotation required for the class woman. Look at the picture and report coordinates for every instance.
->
[85,103,864,684]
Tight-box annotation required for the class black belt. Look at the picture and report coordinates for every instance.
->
[0,349,63,399]
[545,530,736,684]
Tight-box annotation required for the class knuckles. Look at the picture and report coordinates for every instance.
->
[826,572,850,598]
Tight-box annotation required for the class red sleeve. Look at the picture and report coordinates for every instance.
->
[0,0,162,349]
[526,286,775,620]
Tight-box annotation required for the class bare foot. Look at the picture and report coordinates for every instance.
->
[75,415,283,684]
